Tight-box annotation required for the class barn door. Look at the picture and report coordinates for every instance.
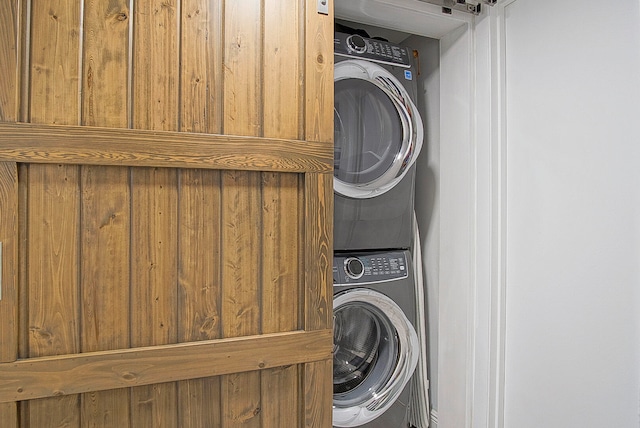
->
[0,1,334,427]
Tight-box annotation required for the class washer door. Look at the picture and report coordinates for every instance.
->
[334,59,423,199]
[332,289,419,427]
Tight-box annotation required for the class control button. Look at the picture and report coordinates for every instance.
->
[344,257,365,280]
[346,35,367,54]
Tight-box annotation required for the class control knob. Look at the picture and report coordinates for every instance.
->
[346,34,367,54]
[344,257,365,280]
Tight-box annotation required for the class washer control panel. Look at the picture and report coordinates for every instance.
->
[334,32,412,68]
[333,251,409,285]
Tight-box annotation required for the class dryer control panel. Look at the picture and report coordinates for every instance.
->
[334,32,412,68]
[333,251,409,285]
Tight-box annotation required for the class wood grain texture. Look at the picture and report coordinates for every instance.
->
[303,173,333,331]
[0,0,17,121]
[29,0,80,125]
[221,4,264,421]
[177,1,224,423]
[177,168,223,426]
[261,173,301,335]
[0,165,17,425]
[178,169,222,342]
[221,169,262,427]
[221,171,261,338]
[180,0,223,134]
[80,165,131,427]
[27,164,81,425]
[260,4,306,424]
[82,0,130,127]
[80,3,132,424]
[27,165,81,353]
[0,402,17,428]
[0,329,332,403]
[25,4,83,423]
[304,359,333,428]
[223,0,262,137]
[130,167,179,425]
[177,377,221,427]
[304,0,334,144]
[0,162,18,363]
[0,123,333,173]
[1,0,336,425]
[132,0,179,131]
[131,1,180,423]
[261,365,300,428]
[263,0,301,140]
[303,4,334,427]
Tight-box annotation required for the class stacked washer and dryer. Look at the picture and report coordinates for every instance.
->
[332,29,428,428]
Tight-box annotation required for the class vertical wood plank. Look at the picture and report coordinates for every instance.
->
[263,0,301,140]
[80,166,131,427]
[180,0,223,134]
[132,0,179,131]
[80,2,132,425]
[222,371,262,428]
[303,359,333,428]
[0,0,18,121]
[0,162,18,363]
[177,169,222,427]
[27,2,82,424]
[131,1,180,425]
[221,170,262,428]
[27,164,81,427]
[0,402,18,428]
[304,2,334,427]
[304,0,333,145]
[303,173,332,331]
[261,2,303,424]
[261,173,300,334]
[222,1,263,426]
[177,377,221,427]
[0,162,17,428]
[261,365,300,428]
[130,167,178,427]
[260,173,301,426]
[82,0,130,127]
[223,0,262,137]
[29,0,80,124]
[220,171,262,335]
[177,0,224,425]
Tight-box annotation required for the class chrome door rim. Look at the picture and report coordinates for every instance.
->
[334,59,423,199]
[332,288,420,427]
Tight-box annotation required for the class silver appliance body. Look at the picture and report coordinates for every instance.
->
[333,31,423,252]
[332,250,419,428]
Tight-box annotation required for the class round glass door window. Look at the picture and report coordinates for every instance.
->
[334,78,404,186]
[333,59,423,199]
[333,301,399,407]
[332,288,419,427]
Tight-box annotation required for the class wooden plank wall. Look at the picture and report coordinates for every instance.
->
[0,0,333,427]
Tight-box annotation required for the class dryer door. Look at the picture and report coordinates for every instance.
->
[334,60,423,199]
[332,289,419,427]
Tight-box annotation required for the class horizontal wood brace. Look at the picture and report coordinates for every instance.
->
[0,123,333,173]
[0,329,332,403]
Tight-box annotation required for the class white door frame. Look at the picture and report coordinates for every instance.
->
[334,1,510,427]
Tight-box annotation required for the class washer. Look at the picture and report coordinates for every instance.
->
[332,250,419,428]
[334,31,424,251]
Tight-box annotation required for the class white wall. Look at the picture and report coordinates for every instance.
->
[502,1,640,427]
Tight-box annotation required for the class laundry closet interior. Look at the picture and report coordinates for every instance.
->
[331,0,482,426]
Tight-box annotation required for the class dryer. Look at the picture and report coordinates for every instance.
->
[334,31,424,251]
[332,250,420,427]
